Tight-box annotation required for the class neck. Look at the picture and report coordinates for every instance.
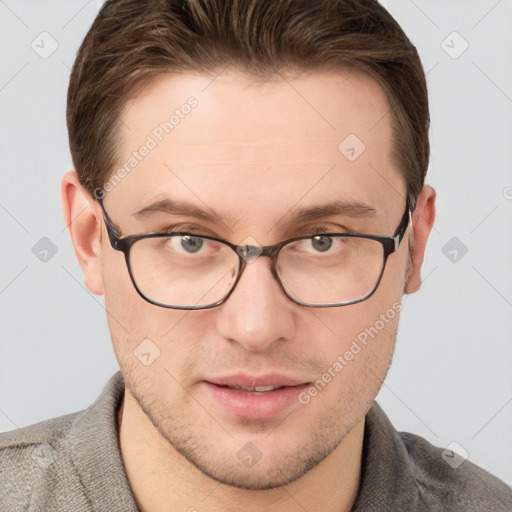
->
[117,389,364,512]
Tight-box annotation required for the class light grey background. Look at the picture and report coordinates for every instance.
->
[1,0,511,486]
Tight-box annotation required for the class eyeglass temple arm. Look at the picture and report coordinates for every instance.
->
[97,199,122,249]
[392,197,415,250]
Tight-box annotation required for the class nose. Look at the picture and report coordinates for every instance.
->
[214,255,297,351]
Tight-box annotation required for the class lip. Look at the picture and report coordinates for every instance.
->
[203,373,311,420]
[207,373,307,388]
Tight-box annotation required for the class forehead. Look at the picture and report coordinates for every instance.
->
[108,68,404,233]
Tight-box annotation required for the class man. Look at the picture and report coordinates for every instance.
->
[1,0,511,510]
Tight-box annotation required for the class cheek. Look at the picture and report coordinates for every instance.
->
[294,305,399,439]
[341,263,404,372]
[101,247,210,379]
[101,249,144,327]
[302,271,404,395]
[101,242,133,292]
[302,304,399,411]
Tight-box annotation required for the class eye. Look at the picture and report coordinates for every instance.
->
[296,226,336,253]
[164,234,208,255]
[179,235,203,254]
[310,235,333,253]
[288,234,349,256]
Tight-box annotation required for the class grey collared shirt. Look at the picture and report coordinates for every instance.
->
[1,371,511,511]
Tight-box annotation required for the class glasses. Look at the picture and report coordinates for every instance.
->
[98,199,412,310]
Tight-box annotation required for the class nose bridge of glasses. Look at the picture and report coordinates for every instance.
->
[233,244,282,300]
[235,242,282,262]
[233,242,282,287]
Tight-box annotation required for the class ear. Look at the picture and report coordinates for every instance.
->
[61,170,104,295]
[404,185,436,294]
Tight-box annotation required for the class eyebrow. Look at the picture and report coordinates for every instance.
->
[133,197,377,229]
[280,200,377,227]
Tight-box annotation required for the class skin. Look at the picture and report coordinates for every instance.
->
[62,68,435,512]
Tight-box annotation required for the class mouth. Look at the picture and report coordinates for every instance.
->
[214,383,289,394]
[202,375,311,420]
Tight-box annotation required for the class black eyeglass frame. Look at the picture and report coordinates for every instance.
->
[98,198,413,310]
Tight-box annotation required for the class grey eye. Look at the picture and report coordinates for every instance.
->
[311,235,333,252]
[181,235,204,253]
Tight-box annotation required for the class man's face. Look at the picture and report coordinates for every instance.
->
[99,69,411,488]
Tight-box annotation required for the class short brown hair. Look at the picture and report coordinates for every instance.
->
[67,0,429,206]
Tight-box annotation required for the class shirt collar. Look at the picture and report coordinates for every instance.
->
[68,371,139,512]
